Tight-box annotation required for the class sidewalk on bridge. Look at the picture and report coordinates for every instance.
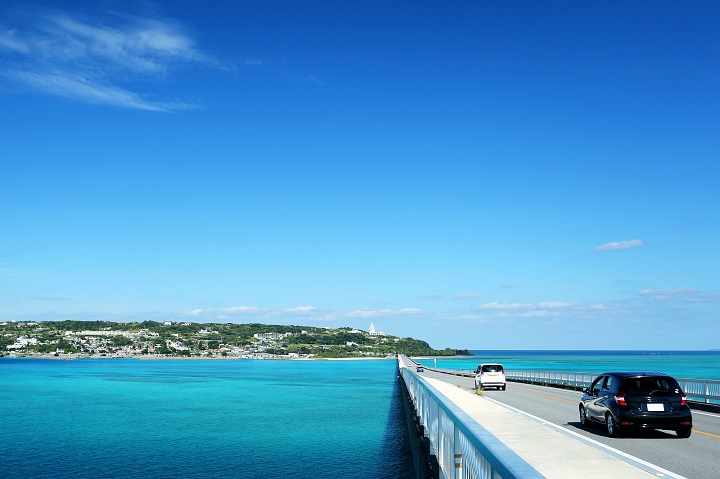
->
[421,375,667,479]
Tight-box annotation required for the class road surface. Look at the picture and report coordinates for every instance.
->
[420,368,720,479]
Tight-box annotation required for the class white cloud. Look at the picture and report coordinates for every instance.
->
[479,302,533,309]
[186,309,203,315]
[0,8,220,110]
[285,306,316,312]
[346,307,420,318]
[294,73,324,86]
[347,308,391,318]
[473,300,618,322]
[0,30,30,53]
[518,310,551,318]
[638,288,720,302]
[639,288,695,296]
[7,70,194,111]
[594,239,644,251]
[537,301,573,309]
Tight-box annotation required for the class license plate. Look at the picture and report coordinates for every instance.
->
[646,403,664,412]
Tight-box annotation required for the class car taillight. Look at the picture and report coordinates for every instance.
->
[680,390,687,406]
[615,390,627,407]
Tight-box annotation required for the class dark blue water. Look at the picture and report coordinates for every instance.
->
[0,358,414,479]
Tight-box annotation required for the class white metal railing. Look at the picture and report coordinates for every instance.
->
[399,357,544,479]
[676,378,720,404]
[504,371,596,390]
[506,370,720,404]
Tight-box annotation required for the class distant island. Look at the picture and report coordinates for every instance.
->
[0,320,472,359]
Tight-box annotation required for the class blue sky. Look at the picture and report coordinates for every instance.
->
[2,1,719,350]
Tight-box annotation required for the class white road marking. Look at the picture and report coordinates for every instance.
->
[483,396,690,479]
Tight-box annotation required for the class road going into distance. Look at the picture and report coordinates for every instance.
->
[420,368,720,479]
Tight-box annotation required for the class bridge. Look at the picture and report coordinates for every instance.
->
[397,355,720,479]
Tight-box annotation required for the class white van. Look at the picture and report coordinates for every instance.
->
[474,364,506,390]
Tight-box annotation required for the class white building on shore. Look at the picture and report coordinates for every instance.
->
[369,323,385,336]
[253,332,289,341]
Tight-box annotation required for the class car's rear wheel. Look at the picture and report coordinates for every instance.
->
[676,427,692,438]
[579,406,589,427]
[605,413,622,437]
[501,385,506,391]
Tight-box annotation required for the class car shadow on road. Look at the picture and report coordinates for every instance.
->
[566,421,679,439]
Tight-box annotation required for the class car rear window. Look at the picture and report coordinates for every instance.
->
[621,377,680,395]
[481,365,503,373]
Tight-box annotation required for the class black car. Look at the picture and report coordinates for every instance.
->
[579,372,692,438]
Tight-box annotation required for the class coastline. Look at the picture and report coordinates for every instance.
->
[1,353,397,361]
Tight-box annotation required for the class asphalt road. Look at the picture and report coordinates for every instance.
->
[421,368,720,479]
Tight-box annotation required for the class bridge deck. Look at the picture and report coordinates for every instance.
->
[405,359,683,478]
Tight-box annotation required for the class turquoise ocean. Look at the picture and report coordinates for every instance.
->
[3,350,719,479]
[427,350,720,380]
[0,358,414,479]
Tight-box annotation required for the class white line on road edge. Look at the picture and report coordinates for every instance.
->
[482,396,689,479]
[693,410,720,418]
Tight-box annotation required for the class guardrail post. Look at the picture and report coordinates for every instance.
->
[433,398,439,457]
[453,424,462,479]
[706,383,710,404]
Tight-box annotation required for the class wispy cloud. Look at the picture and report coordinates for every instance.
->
[290,72,324,86]
[284,306,316,313]
[516,310,551,318]
[537,301,574,309]
[7,70,193,111]
[347,308,392,318]
[474,300,611,321]
[479,302,533,310]
[346,307,421,318]
[594,239,645,251]
[639,288,720,302]
[182,304,330,318]
[1,7,222,111]
[0,263,28,275]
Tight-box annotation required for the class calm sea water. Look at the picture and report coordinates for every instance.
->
[424,350,720,380]
[0,358,414,479]
[4,351,718,478]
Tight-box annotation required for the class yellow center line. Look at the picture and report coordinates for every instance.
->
[514,387,720,439]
